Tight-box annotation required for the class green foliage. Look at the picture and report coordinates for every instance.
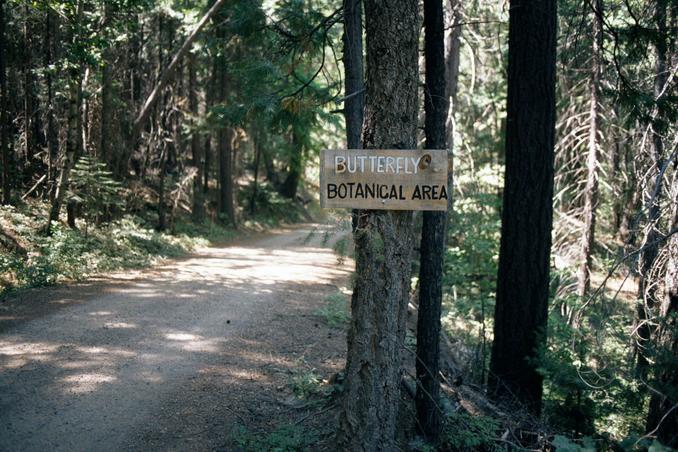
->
[68,156,124,228]
[233,423,319,452]
[541,275,648,440]
[332,236,348,265]
[172,217,236,244]
[552,435,597,452]
[238,182,307,225]
[440,412,504,452]
[0,205,203,297]
[315,291,349,329]
[441,165,502,381]
[289,368,329,399]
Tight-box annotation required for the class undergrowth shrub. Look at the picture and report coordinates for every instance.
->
[233,423,319,452]
[1,215,204,297]
[238,182,307,225]
[316,292,349,328]
[441,412,504,451]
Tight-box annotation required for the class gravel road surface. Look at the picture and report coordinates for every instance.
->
[0,225,351,452]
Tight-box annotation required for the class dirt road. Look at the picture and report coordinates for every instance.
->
[0,225,351,452]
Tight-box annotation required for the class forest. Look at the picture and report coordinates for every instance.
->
[0,0,677,450]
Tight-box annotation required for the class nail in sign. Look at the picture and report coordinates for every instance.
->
[320,149,449,211]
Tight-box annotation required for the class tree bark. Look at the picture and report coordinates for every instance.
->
[216,43,235,226]
[45,7,58,202]
[189,51,204,223]
[444,0,461,166]
[0,0,11,205]
[203,55,218,196]
[100,1,113,167]
[342,0,364,150]
[249,127,261,213]
[280,130,302,199]
[636,0,668,378]
[488,0,557,415]
[342,0,364,230]
[217,126,234,224]
[262,142,279,188]
[336,0,419,449]
[576,0,603,299]
[22,1,43,176]
[415,0,448,442]
[48,76,81,228]
[48,1,84,229]
[646,200,678,447]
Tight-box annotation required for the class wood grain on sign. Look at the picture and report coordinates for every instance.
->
[320,149,449,211]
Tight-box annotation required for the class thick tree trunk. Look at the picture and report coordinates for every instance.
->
[488,0,557,415]
[336,0,419,449]
[636,0,668,378]
[415,0,448,442]
[0,0,11,205]
[577,0,603,299]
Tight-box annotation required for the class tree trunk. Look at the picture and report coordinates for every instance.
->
[189,51,204,223]
[342,0,364,230]
[262,144,279,188]
[217,127,234,224]
[22,1,43,177]
[216,50,235,226]
[342,0,364,150]
[131,0,228,142]
[203,135,211,195]
[444,0,461,168]
[576,0,603,299]
[618,129,640,245]
[203,56,218,197]
[336,0,419,449]
[48,1,84,229]
[415,0,448,442]
[645,200,678,447]
[45,7,58,202]
[100,2,113,167]
[249,126,262,213]
[488,0,557,415]
[0,0,11,205]
[158,148,167,231]
[280,130,302,199]
[636,0,668,378]
[48,75,82,228]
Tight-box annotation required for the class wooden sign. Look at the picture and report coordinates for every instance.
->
[320,149,448,211]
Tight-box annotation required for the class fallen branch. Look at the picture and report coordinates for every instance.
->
[132,0,228,141]
[21,174,47,200]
